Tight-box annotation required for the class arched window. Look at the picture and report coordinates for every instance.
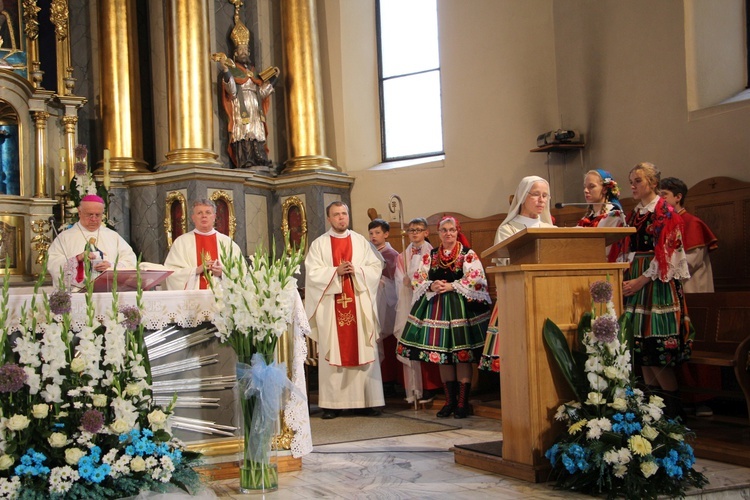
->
[376,0,443,162]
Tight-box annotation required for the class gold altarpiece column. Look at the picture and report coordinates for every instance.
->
[160,0,220,167]
[98,0,148,173]
[280,0,337,173]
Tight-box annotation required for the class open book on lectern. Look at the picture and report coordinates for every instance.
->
[92,269,173,293]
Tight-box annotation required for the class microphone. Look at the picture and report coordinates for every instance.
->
[554,202,591,209]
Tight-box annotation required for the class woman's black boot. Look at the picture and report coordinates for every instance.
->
[436,381,457,418]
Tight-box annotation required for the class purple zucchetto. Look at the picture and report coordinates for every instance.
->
[80,194,105,204]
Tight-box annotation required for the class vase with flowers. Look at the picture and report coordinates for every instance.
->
[0,258,202,498]
[543,280,708,499]
[208,239,304,493]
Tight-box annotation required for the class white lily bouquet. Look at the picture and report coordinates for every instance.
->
[207,240,304,493]
[543,280,708,499]
[0,259,202,499]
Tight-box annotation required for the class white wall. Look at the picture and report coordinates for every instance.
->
[319,0,559,233]
[554,0,750,199]
[318,0,750,234]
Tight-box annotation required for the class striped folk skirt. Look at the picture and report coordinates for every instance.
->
[396,290,490,365]
[624,252,694,367]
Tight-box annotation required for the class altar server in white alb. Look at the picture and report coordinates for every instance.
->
[305,201,385,420]
[164,198,244,291]
[48,194,137,288]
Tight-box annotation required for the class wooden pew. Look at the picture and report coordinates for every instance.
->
[684,291,750,421]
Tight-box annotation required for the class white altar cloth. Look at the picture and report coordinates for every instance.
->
[5,288,314,458]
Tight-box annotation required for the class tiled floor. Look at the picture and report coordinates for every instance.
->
[211,406,750,499]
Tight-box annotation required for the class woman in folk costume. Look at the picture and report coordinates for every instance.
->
[577,169,627,229]
[480,176,555,373]
[621,162,694,420]
[396,216,491,418]
[577,169,627,262]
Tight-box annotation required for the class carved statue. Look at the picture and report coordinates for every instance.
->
[215,6,279,171]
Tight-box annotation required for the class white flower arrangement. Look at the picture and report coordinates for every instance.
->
[0,262,202,498]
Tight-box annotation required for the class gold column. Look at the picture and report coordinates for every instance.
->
[23,0,42,87]
[32,111,49,197]
[160,0,220,167]
[62,115,76,181]
[280,0,337,173]
[98,0,148,172]
[50,0,72,95]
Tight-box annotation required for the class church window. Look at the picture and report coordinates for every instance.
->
[376,0,444,161]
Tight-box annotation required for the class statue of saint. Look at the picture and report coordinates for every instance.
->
[216,14,278,170]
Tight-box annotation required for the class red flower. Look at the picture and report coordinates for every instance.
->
[456,350,470,362]
[664,337,678,349]
[396,344,404,355]
[428,352,441,363]
[465,253,474,263]
[474,283,482,290]
[491,358,500,372]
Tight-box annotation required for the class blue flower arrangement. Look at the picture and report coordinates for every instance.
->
[0,260,204,498]
[542,280,708,499]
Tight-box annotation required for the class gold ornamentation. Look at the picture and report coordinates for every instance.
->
[23,0,41,40]
[30,219,52,266]
[50,0,69,40]
[0,216,25,275]
[337,310,355,327]
[229,0,250,47]
[164,191,188,249]
[271,419,294,451]
[336,292,352,309]
[281,196,307,255]
[209,190,237,240]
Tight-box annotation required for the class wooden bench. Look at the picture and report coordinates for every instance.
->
[684,291,750,421]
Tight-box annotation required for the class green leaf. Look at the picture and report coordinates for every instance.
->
[543,318,586,401]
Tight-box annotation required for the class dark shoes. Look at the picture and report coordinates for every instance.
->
[321,408,382,419]
[352,407,382,417]
[321,409,341,420]
[418,389,437,404]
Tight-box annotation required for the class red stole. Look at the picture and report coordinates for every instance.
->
[195,233,219,290]
[331,235,359,366]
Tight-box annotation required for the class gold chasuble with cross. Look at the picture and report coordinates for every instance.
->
[304,229,385,410]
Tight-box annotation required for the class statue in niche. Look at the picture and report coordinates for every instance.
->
[214,6,279,172]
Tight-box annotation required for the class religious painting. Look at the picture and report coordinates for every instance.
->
[0,215,24,275]
[0,100,19,195]
[281,196,307,255]
[164,191,187,249]
[0,0,27,76]
[210,190,236,239]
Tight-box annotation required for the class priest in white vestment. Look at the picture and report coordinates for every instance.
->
[305,201,385,419]
[164,199,244,291]
[48,195,137,289]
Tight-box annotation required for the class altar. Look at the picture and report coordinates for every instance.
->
[5,288,313,474]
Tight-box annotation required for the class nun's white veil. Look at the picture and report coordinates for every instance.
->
[499,175,553,227]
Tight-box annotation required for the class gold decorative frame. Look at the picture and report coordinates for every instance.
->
[164,191,188,249]
[210,190,236,239]
[0,215,25,275]
[281,196,307,254]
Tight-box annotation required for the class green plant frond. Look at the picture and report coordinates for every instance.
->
[543,318,587,401]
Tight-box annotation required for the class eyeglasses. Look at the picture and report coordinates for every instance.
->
[407,228,426,234]
[80,212,103,219]
[439,228,457,234]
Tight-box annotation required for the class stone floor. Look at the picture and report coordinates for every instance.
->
[210,405,750,499]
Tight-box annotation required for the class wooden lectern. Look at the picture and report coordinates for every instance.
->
[453,227,634,482]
